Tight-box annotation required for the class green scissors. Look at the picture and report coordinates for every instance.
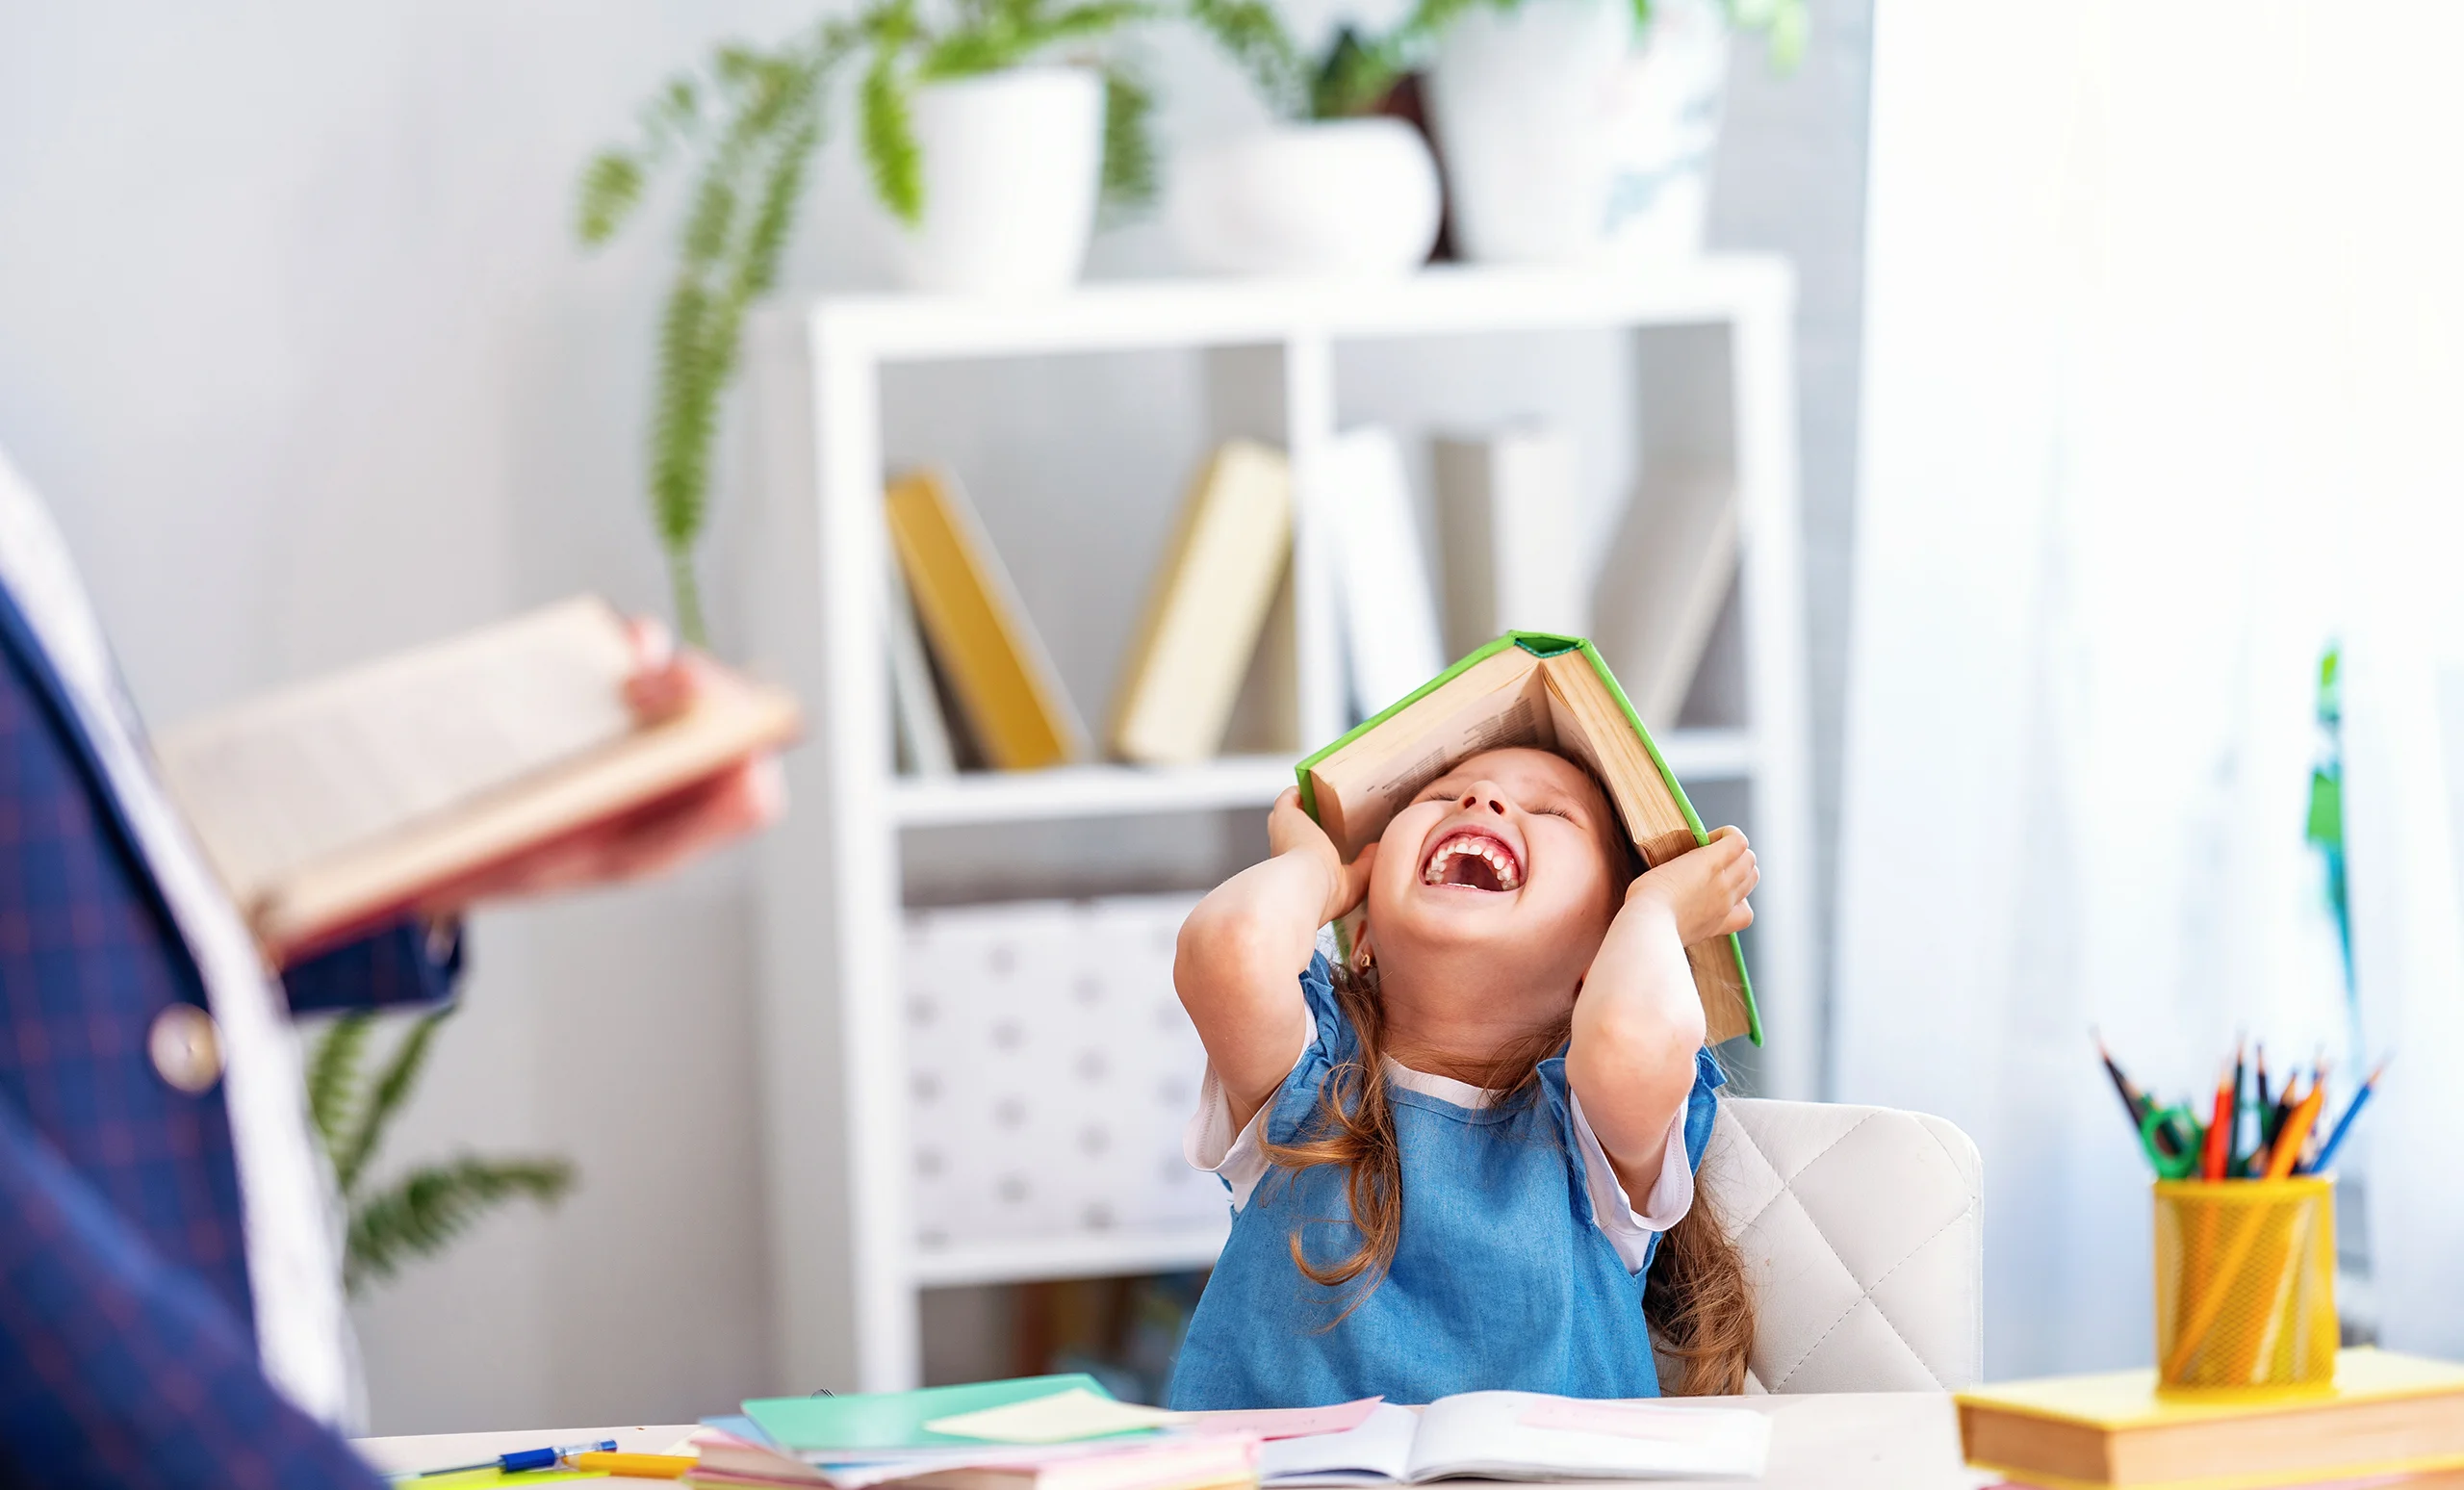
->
[2138,1104,2203,1179]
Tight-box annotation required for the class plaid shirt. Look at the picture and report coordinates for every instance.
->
[0,583,454,1489]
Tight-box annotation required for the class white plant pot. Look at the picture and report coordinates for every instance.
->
[1168,118,1442,278]
[883,65,1102,295]
[1427,0,1729,265]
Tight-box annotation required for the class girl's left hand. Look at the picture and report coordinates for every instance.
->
[1626,825,1757,945]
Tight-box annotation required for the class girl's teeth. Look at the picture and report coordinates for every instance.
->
[1421,834,1521,889]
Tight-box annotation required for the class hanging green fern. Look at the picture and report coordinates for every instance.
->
[1098,67,1158,219]
[1183,0,1308,116]
[346,1156,578,1294]
[307,1008,577,1297]
[579,4,1159,642]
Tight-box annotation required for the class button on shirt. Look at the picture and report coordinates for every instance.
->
[0,450,355,1426]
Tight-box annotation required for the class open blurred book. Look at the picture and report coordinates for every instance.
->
[155,596,798,958]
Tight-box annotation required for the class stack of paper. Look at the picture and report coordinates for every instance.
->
[686,1377,1770,1490]
[693,1376,1255,1490]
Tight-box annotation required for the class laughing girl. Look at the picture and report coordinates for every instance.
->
[1166,747,1758,1407]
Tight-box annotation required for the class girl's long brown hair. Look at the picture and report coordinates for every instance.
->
[1257,957,1756,1395]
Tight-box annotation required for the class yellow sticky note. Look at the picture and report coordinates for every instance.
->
[923,1388,1177,1444]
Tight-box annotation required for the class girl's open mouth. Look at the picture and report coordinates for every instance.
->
[1421,829,1524,892]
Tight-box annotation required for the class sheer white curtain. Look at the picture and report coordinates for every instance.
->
[1839,0,2464,1377]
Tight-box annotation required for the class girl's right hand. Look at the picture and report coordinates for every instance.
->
[1269,787,1378,926]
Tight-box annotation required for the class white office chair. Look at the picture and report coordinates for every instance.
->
[1695,1098,1983,1394]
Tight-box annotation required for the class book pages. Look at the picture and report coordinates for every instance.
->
[156,597,636,903]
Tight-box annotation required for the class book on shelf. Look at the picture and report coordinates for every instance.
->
[1256,1395,1768,1484]
[1321,425,1447,722]
[154,596,799,961]
[886,468,1087,772]
[1955,1348,2464,1490]
[886,554,958,778]
[1106,440,1293,766]
[1590,468,1736,732]
[1297,631,1757,1045]
[1432,425,1590,657]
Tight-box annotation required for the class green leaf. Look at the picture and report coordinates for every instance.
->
[1022,0,1155,47]
[332,1007,451,1195]
[346,1155,577,1295]
[577,150,646,245]
[1763,0,1808,72]
[734,99,824,305]
[651,270,718,625]
[1308,26,1401,117]
[1185,0,1309,118]
[916,29,1025,80]
[1098,66,1159,218]
[305,1012,372,1153]
[860,50,924,225]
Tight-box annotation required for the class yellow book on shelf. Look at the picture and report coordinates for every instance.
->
[886,469,1086,772]
[1106,441,1293,766]
[1956,1348,2464,1490]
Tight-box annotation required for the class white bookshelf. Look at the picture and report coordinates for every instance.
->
[744,261,1814,1396]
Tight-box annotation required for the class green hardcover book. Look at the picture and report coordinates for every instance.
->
[1296,632,1758,1046]
[742,1374,1116,1453]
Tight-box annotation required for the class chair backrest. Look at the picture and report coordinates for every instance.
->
[1696,1098,1983,1393]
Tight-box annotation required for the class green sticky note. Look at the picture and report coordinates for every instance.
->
[743,1374,1114,1453]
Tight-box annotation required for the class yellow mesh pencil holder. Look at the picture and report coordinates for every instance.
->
[2152,1177,2338,1397]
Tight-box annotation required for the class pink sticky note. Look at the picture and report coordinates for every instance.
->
[1518,1399,1729,1444]
[1177,1398,1385,1440]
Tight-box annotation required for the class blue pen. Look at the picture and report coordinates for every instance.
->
[396,1440,618,1478]
[2302,1058,2388,1174]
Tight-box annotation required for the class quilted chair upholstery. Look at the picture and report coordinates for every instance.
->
[1695,1098,1983,1394]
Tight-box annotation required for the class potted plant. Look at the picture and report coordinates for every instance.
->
[1424,0,1807,265]
[307,1008,575,1295]
[1166,0,1446,277]
[578,0,1159,640]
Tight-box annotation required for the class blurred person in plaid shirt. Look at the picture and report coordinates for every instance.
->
[0,447,781,1488]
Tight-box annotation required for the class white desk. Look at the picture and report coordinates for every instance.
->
[355,1394,1997,1489]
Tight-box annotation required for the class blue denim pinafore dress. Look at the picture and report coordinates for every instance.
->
[1166,953,1724,1409]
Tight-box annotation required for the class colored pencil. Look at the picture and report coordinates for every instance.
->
[2095,1031,2181,1156]
[2264,1073,2330,1181]
[2200,1062,2235,1181]
[2229,1036,2249,1174]
[2096,1031,2149,1118]
[2305,1059,2388,1175]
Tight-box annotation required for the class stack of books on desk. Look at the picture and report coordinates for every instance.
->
[1958,1349,2464,1490]
[681,1374,1771,1489]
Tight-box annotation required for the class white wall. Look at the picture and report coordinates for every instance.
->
[0,0,825,1432]
[0,0,1869,1432]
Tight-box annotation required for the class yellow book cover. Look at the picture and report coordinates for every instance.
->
[885,469,1086,772]
[1956,1349,2464,1490]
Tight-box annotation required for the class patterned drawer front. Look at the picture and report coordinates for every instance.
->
[905,895,1220,1249]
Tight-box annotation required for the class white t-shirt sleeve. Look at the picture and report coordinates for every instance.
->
[1568,1090,1697,1273]
[1184,1057,1303,1211]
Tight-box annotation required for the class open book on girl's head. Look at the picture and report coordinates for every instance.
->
[1259,1396,1770,1484]
[1296,632,1758,1046]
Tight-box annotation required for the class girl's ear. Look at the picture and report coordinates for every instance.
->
[1351,920,1376,973]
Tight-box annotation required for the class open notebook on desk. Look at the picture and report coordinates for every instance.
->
[1258,1396,1769,1484]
